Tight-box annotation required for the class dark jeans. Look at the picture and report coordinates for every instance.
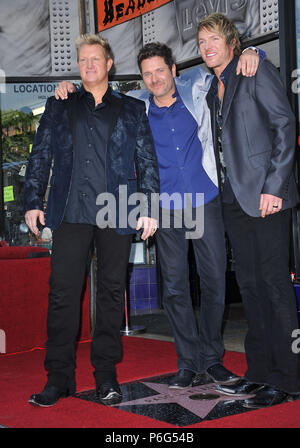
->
[223,199,300,393]
[155,196,227,373]
[44,222,132,390]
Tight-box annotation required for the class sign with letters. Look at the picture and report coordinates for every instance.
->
[174,0,256,44]
[96,0,172,31]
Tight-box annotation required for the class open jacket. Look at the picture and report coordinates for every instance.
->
[128,66,218,187]
[23,90,160,233]
[206,58,299,217]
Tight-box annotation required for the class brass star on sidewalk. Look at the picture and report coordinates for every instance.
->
[113,382,255,419]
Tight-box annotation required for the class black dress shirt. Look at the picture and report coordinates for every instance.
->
[210,56,238,203]
[64,86,114,224]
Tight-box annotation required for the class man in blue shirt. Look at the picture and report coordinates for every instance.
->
[133,43,259,388]
[55,43,260,388]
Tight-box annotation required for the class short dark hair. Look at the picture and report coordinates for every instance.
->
[137,42,175,73]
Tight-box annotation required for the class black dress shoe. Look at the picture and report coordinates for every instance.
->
[192,373,211,387]
[216,378,264,396]
[206,363,239,383]
[28,384,73,407]
[168,369,195,389]
[243,385,288,408]
[96,380,122,404]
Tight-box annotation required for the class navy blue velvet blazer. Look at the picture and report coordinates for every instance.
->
[23,90,160,233]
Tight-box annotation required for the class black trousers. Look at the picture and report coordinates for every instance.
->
[223,199,300,393]
[155,196,227,373]
[44,222,132,390]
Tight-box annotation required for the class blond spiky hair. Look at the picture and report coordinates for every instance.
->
[75,33,114,61]
[197,13,241,56]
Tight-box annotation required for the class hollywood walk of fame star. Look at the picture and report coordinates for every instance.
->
[113,381,255,419]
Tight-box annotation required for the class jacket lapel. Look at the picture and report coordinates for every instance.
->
[108,92,123,142]
[66,93,78,144]
[221,59,242,127]
[206,87,223,188]
[206,88,217,145]
[175,77,198,123]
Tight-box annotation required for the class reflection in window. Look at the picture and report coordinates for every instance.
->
[1,82,61,246]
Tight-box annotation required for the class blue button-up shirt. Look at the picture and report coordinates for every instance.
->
[148,89,218,209]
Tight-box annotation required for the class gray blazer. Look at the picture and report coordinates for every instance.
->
[206,58,299,217]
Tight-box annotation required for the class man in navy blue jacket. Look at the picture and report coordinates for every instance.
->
[24,34,159,407]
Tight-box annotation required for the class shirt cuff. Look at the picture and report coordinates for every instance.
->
[242,46,266,61]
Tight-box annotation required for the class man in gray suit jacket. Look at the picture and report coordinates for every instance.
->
[198,13,300,408]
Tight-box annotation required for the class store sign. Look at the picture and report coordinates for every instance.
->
[3,186,14,203]
[12,84,58,94]
[2,82,81,114]
[96,0,172,31]
[174,0,250,44]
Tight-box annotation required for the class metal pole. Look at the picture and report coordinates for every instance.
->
[120,290,146,335]
[89,254,146,336]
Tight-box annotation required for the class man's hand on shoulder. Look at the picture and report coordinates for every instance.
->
[54,81,76,100]
[236,49,260,77]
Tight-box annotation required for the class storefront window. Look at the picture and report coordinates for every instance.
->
[1,81,79,246]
